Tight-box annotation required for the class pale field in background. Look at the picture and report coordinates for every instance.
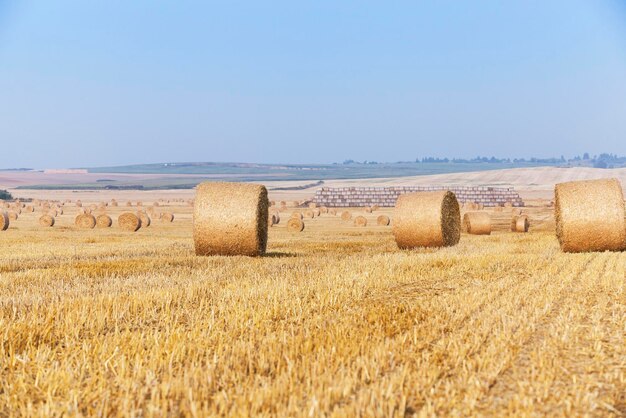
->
[0,195,624,416]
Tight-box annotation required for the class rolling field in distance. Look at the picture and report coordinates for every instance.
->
[0,199,624,416]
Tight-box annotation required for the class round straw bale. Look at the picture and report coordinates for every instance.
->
[25,205,34,213]
[515,215,530,233]
[377,215,390,226]
[161,212,174,223]
[504,201,513,208]
[153,202,160,207]
[270,200,275,207]
[372,205,380,211]
[291,201,299,207]
[0,211,9,231]
[193,182,269,257]
[137,211,151,227]
[511,215,519,232]
[329,209,337,216]
[320,206,328,214]
[57,208,64,215]
[462,212,491,235]
[287,217,305,232]
[136,201,143,207]
[271,211,280,224]
[47,209,58,217]
[304,210,314,219]
[354,216,367,227]
[393,191,461,248]
[96,214,113,228]
[126,201,133,207]
[291,212,303,220]
[118,212,142,232]
[313,208,321,217]
[8,211,18,221]
[341,211,352,221]
[76,214,96,229]
[111,199,118,207]
[39,214,55,227]
[76,200,82,208]
[555,178,626,252]
[364,206,372,213]
[308,202,317,209]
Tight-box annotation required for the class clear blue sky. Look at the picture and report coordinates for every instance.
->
[1,1,626,168]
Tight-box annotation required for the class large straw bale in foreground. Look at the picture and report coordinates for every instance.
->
[96,214,113,228]
[555,178,626,252]
[0,211,8,231]
[463,212,492,235]
[39,215,55,227]
[75,214,96,229]
[194,182,269,257]
[393,191,461,248]
[118,212,141,232]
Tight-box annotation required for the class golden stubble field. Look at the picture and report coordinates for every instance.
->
[0,200,624,416]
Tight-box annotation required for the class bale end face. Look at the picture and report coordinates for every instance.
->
[194,182,269,256]
[555,178,626,252]
[393,191,461,248]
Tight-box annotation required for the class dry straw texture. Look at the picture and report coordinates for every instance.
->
[39,215,55,227]
[96,214,113,228]
[75,214,96,229]
[118,212,142,232]
[393,191,461,248]
[313,208,321,217]
[555,178,626,252]
[0,211,8,231]
[8,211,18,221]
[287,217,304,232]
[137,212,151,228]
[364,207,372,213]
[194,182,269,257]
[304,210,315,219]
[377,215,390,226]
[463,212,492,235]
[161,213,174,223]
[354,216,367,227]
[341,211,352,221]
[25,206,34,213]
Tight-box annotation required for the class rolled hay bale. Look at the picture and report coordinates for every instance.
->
[515,215,530,233]
[111,199,118,207]
[555,178,626,252]
[136,201,143,207]
[494,206,503,212]
[8,211,18,221]
[25,205,34,213]
[287,217,305,232]
[137,211,151,228]
[75,213,96,229]
[511,215,520,232]
[463,212,492,235]
[291,201,299,207]
[291,212,303,220]
[118,212,142,232]
[313,208,321,217]
[161,212,174,223]
[269,200,276,207]
[304,210,315,219]
[377,215,391,226]
[153,202,160,207]
[364,206,373,213]
[354,216,367,227]
[96,214,113,228]
[271,211,280,225]
[76,200,82,208]
[47,209,58,218]
[372,205,380,211]
[126,201,133,207]
[504,201,513,208]
[268,213,278,227]
[308,202,317,209]
[194,182,268,257]
[39,214,55,227]
[320,206,328,214]
[56,208,64,215]
[341,211,352,221]
[0,211,9,231]
[393,191,461,248]
[329,209,337,216]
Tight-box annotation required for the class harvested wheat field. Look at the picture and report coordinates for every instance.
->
[0,198,624,416]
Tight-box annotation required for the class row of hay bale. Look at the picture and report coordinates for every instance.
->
[192,178,626,256]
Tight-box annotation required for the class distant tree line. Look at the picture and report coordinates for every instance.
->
[0,190,13,200]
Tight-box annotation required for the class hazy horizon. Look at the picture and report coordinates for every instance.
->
[2,1,626,168]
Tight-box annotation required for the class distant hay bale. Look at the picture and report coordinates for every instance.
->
[308,202,317,209]
[47,209,58,218]
[270,200,276,207]
[291,201,299,207]
[304,210,315,219]
[477,203,484,210]
[494,206,503,212]
[153,202,160,207]
[555,178,626,252]
[96,214,113,228]
[268,213,277,227]
[137,211,151,228]
[193,182,268,257]
[341,211,352,221]
[271,211,280,224]
[364,206,372,213]
[510,215,519,232]
[354,216,367,227]
[136,201,143,207]
[118,212,142,232]
[111,199,118,207]
[320,206,328,214]
[25,205,34,213]
[504,201,513,208]
[377,215,390,226]
[329,209,337,216]
[313,208,321,217]
[291,212,303,220]
[372,205,380,211]
[39,214,55,227]
[75,214,96,229]
[287,217,305,232]
[0,211,9,231]
[514,215,530,233]
[8,211,18,221]
[57,208,63,215]
[393,191,461,248]
[161,212,174,223]
[462,212,492,235]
